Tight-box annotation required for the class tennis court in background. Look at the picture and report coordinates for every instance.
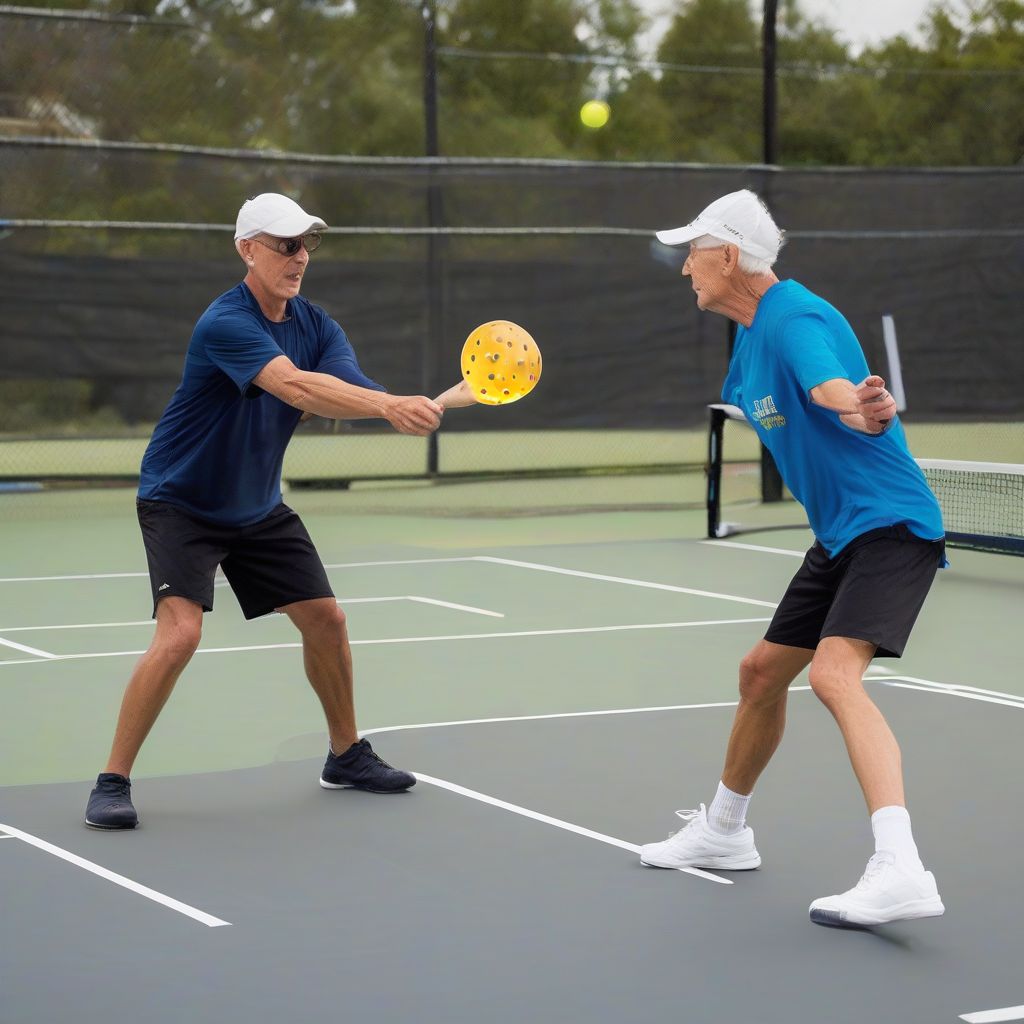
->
[1,474,1022,1024]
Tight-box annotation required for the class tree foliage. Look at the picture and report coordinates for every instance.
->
[2,0,1023,166]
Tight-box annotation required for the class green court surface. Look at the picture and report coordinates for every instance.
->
[3,475,1024,1024]
[1,473,1021,790]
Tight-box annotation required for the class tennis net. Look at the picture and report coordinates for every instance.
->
[706,404,1024,555]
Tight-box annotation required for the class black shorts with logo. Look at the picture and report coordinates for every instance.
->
[763,525,945,658]
[137,499,335,619]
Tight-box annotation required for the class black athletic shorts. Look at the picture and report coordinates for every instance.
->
[763,524,945,658]
[136,499,335,619]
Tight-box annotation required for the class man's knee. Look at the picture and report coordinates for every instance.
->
[738,648,790,706]
[808,637,875,709]
[153,616,202,664]
[807,664,858,709]
[293,598,347,639]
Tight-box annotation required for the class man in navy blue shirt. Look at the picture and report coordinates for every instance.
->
[86,193,449,830]
[639,190,946,928]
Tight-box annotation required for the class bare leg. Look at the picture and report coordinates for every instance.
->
[281,597,358,753]
[808,636,904,812]
[720,639,815,794]
[105,597,203,777]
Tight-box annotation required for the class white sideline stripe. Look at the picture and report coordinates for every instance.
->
[0,620,153,633]
[413,773,731,886]
[350,619,772,646]
[872,674,1024,705]
[700,540,805,558]
[0,824,230,928]
[323,557,480,569]
[0,571,149,583]
[0,637,57,658]
[407,596,504,618]
[877,680,1024,710]
[0,557,480,584]
[473,556,779,608]
[0,596,503,635]
[363,700,747,738]
[960,1005,1024,1023]
[0,618,774,667]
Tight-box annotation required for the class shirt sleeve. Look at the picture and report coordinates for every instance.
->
[315,317,386,393]
[777,312,850,395]
[199,308,283,394]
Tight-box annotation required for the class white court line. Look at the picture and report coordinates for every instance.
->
[1,554,780,609]
[0,636,57,659]
[0,595,503,635]
[876,680,1024,711]
[363,699,748,738]
[323,557,480,570]
[474,556,779,608]
[413,773,731,886]
[700,540,805,558]
[0,556,481,584]
[870,674,1024,706]
[0,570,149,583]
[0,619,153,633]
[960,1005,1024,1023]
[0,618,773,667]
[0,824,230,928]
[407,596,504,618]
[333,595,504,618]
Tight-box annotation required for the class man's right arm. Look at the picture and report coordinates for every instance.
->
[810,375,896,435]
[253,355,442,436]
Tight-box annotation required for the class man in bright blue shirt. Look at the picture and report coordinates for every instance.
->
[638,190,946,929]
[86,193,449,830]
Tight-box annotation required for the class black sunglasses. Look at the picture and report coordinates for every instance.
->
[254,232,322,257]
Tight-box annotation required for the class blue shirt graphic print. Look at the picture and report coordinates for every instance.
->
[139,283,384,526]
[721,280,943,556]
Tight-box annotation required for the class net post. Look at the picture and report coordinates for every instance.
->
[761,446,784,502]
[706,404,727,538]
[422,0,441,476]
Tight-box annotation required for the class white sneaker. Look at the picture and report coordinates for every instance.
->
[809,852,945,927]
[639,804,761,870]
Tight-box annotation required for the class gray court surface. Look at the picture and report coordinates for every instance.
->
[2,685,1022,1024]
[2,486,1023,1024]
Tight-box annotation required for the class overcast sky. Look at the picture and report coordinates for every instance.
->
[637,0,939,53]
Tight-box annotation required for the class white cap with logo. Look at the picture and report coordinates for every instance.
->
[655,189,782,263]
[234,193,327,241]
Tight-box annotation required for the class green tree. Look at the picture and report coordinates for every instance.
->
[651,0,762,163]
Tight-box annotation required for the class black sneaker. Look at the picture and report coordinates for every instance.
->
[85,773,139,830]
[320,739,416,794]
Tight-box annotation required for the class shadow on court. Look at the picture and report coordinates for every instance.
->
[1,685,1021,1024]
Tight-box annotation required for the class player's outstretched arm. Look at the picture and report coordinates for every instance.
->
[810,375,896,435]
[434,380,477,410]
[254,355,442,436]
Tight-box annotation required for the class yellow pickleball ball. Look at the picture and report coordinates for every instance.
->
[461,321,542,406]
[580,100,610,129]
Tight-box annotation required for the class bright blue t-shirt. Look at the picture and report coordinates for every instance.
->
[138,283,384,526]
[722,280,943,557]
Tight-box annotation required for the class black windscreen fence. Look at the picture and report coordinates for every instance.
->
[1,140,1022,450]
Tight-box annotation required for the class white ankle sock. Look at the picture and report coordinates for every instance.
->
[707,780,751,835]
[871,805,924,870]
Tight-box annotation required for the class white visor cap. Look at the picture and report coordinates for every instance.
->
[234,193,327,241]
[655,189,782,263]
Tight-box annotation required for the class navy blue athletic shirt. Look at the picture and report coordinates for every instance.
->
[722,280,944,557]
[138,282,384,526]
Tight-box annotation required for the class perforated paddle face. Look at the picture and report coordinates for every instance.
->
[461,320,542,405]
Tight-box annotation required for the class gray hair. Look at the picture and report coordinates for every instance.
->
[691,233,779,277]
